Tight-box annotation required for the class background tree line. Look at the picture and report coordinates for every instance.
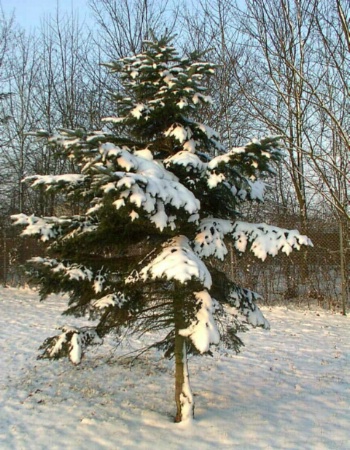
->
[1,0,349,309]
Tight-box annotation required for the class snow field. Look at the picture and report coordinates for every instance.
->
[1,287,349,449]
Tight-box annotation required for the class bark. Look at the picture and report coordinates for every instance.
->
[174,333,194,422]
[173,286,194,422]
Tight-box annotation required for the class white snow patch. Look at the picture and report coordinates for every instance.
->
[93,145,200,228]
[130,103,148,119]
[165,151,207,171]
[92,293,126,309]
[69,332,82,365]
[25,174,87,189]
[11,214,65,242]
[207,172,225,188]
[248,179,267,201]
[232,221,313,260]
[138,236,212,288]
[180,291,220,353]
[0,287,349,449]
[164,124,192,144]
[194,218,233,260]
[208,146,245,170]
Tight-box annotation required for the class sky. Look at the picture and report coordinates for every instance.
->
[2,0,91,30]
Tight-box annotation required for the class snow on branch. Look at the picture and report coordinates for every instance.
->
[127,236,212,288]
[30,257,93,282]
[231,221,313,261]
[164,151,207,173]
[90,144,200,230]
[193,218,312,261]
[208,136,283,178]
[194,218,233,260]
[92,292,127,309]
[247,179,268,202]
[227,286,269,329]
[38,326,102,364]
[179,290,220,353]
[24,174,87,191]
[11,214,69,241]
[11,214,97,242]
[164,124,193,144]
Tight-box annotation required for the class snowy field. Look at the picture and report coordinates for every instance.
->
[1,286,349,450]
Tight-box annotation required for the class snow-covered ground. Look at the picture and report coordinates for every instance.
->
[1,286,349,449]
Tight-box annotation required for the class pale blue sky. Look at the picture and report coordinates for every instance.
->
[2,0,91,30]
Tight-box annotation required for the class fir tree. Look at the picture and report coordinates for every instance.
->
[12,37,312,422]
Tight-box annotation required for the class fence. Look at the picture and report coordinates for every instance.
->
[0,229,44,286]
[225,219,349,312]
[1,219,349,312]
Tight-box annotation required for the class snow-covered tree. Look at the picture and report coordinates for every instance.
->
[11,37,312,422]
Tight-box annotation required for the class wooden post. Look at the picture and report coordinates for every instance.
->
[339,219,347,315]
[3,226,7,286]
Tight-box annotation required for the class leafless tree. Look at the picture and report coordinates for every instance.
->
[302,0,350,221]
[0,30,41,214]
[0,8,109,216]
[179,0,257,148]
[89,0,180,59]
[230,0,322,233]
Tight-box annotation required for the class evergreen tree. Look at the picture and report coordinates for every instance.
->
[12,38,312,422]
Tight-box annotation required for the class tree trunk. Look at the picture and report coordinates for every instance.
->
[173,285,194,422]
[174,332,194,422]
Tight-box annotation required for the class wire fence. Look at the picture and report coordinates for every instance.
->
[226,219,349,311]
[1,219,349,312]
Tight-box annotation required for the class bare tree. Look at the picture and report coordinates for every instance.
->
[0,5,14,89]
[178,0,258,148]
[36,10,95,130]
[89,0,180,59]
[0,8,18,213]
[0,8,108,216]
[302,0,350,221]
[28,10,109,215]
[0,30,41,214]
[231,0,322,233]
